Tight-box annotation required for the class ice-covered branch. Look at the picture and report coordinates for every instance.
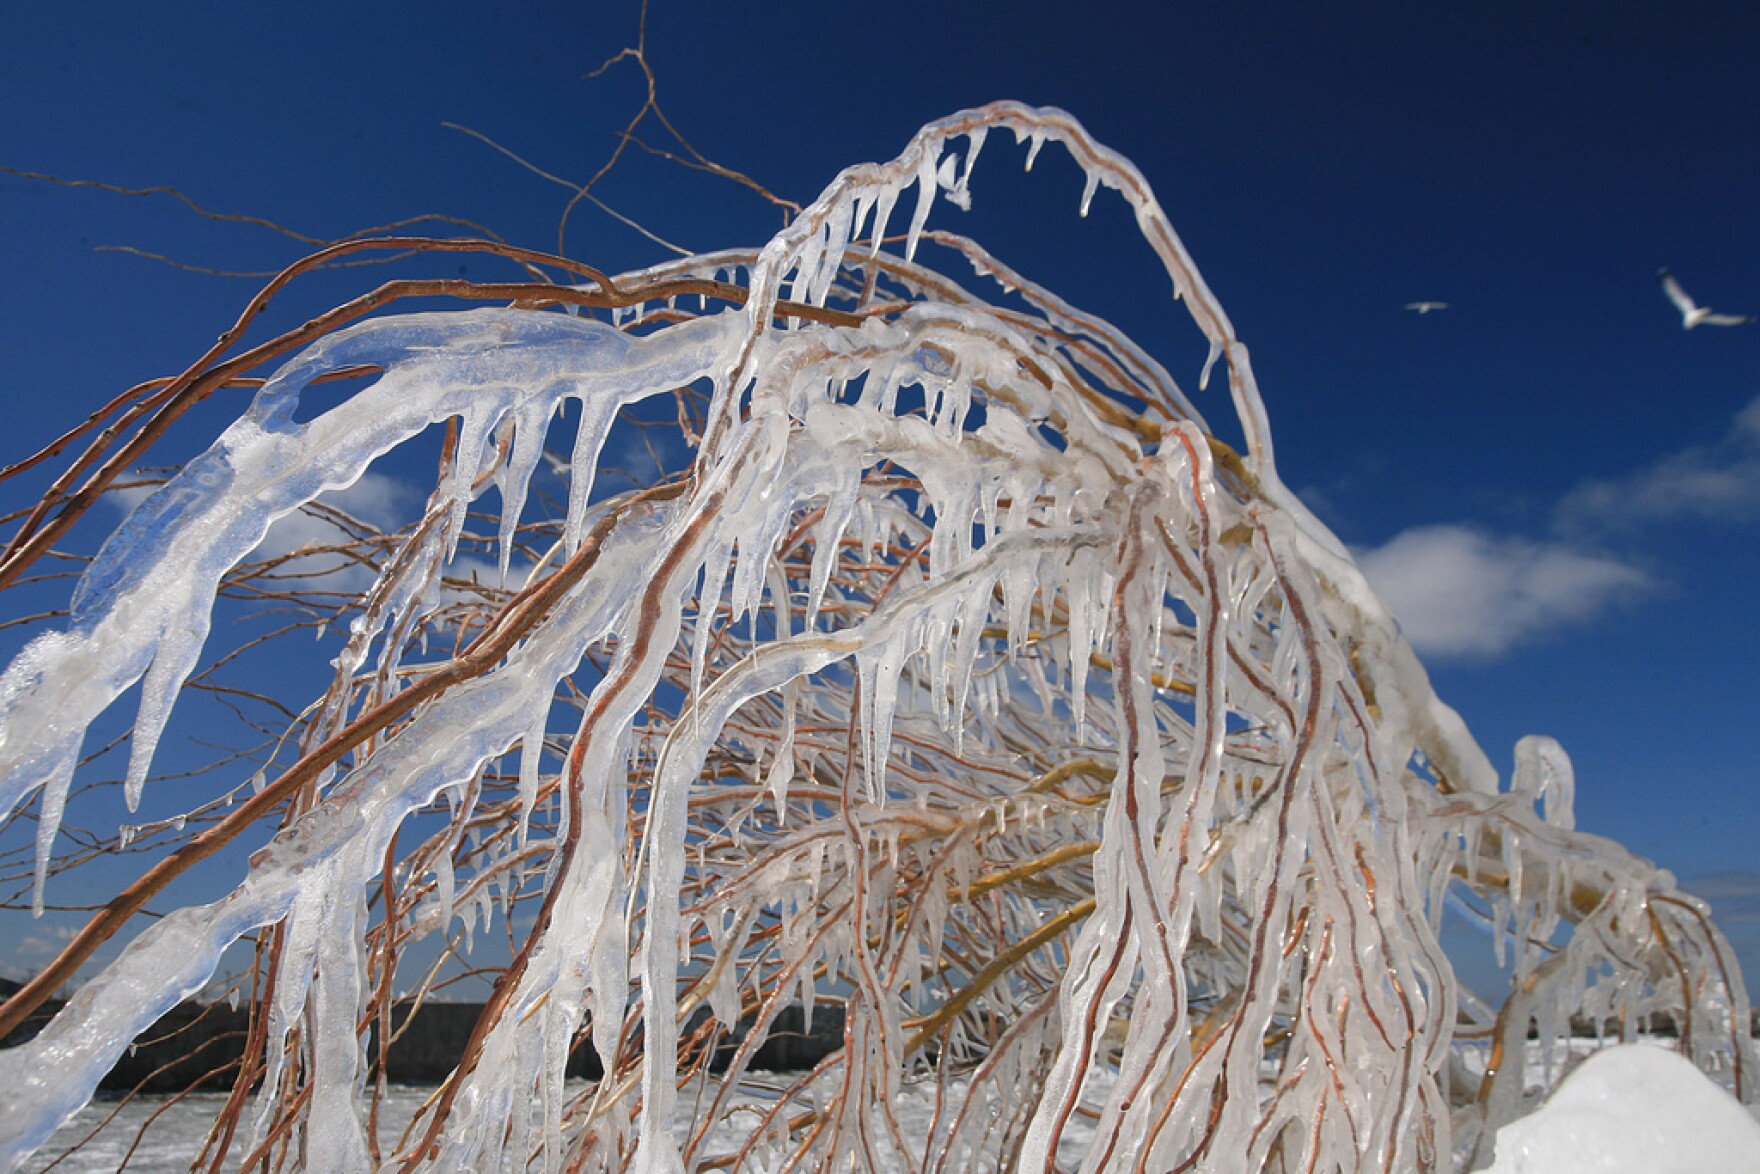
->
[0,102,1749,1174]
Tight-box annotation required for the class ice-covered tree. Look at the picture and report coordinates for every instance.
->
[0,101,1750,1172]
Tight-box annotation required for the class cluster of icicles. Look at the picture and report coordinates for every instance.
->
[0,103,1751,1172]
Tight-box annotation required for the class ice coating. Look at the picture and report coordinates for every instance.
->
[0,490,680,1166]
[0,101,1753,1172]
[0,309,734,912]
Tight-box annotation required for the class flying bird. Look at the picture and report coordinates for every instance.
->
[1657,268,1754,329]
[1405,301,1448,315]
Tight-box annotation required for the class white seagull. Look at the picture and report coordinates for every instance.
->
[1404,301,1448,315]
[1657,268,1754,329]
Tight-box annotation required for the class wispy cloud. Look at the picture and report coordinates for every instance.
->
[1353,395,1760,661]
[2,921,135,989]
[251,472,419,578]
[1555,394,1760,533]
[11,922,76,961]
[1681,870,1760,980]
[1356,525,1650,659]
[112,472,421,591]
[1,923,77,983]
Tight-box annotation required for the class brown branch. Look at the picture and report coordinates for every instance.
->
[0,235,870,593]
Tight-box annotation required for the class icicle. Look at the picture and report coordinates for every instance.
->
[857,626,913,803]
[963,126,988,190]
[1078,171,1099,218]
[124,611,213,811]
[868,187,899,262]
[804,200,853,308]
[564,396,619,554]
[250,876,330,1144]
[433,851,457,933]
[706,909,744,1029]
[517,712,547,849]
[948,584,989,757]
[849,192,875,253]
[1198,339,1223,391]
[1064,555,1095,733]
[29,745,76,917]
[763,686,798,808]
[788,229,825,310]
[446,404,497,557]
[806,473,858,626]
[1001,555,1039,662]
[728,481,792,632]
[473,887,493,938]
[492,402,552,580]
[905,151,940,263]
[925,596,957,729]
[692,538,734,698]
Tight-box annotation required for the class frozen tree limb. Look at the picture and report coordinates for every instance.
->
[0,102,1749,1173]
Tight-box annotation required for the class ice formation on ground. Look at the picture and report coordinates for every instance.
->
[1486,1043,1760,1173]
[0,103,1752,1171]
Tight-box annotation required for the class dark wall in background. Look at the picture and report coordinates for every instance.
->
[0,977,847,1094]
[9,976,1751,1098]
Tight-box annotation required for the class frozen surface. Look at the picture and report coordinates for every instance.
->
[27,1046,1760,1173]
[27,1072,1112,1173]
[1486,1043,1760,1173]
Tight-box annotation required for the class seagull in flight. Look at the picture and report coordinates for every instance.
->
[1404,301,1448,315]
[1657,268,1753,329]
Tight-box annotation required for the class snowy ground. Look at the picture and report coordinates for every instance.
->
[24,1071,1108,1173]
[23,1041,1760,1172]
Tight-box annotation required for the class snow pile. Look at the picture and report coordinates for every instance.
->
[1487,1044,1760,1173]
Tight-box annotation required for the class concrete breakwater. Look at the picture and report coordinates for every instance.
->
[0,978,846,1095]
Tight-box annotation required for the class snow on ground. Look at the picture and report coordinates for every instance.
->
[1484,1043,1760,1173]
[24,1071,1107,1173]
[23,1042,1760,1172]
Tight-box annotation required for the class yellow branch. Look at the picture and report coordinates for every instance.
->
[904,897,1095,1053]
[964,841,1101,902]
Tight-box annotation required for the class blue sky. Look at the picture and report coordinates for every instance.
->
[1,3,1755,990]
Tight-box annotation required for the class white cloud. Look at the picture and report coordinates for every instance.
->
[1555,393,1760,533]
[1,923,77,982]
[1356,524,1650,659]
[1682,870,1760,979]
[1350,393,1758,662]
[1682,870,1760,927]
[11,923,76,960]
[248,472,419,587]
[111,472,421,591]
